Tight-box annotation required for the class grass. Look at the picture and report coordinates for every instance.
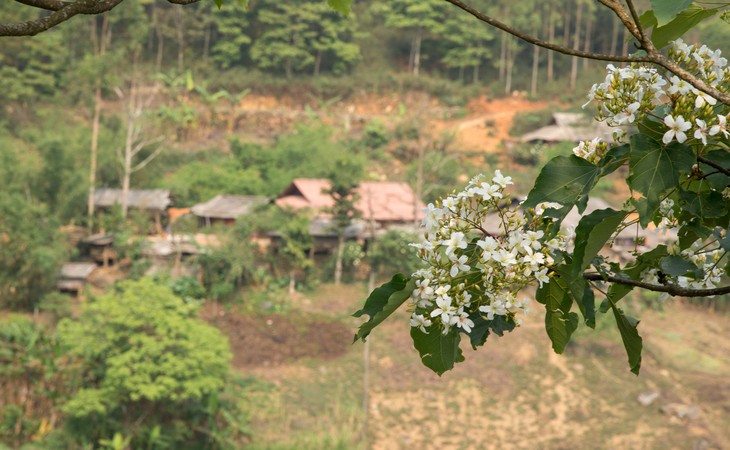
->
[231,283,730,449]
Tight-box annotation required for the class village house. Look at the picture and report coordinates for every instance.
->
[93,188,172,234]
[520,112,616,144]
[190,194,270,227]
[56,262,98,296]
[274,178,425,254]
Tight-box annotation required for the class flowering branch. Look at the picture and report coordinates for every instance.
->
[444,0,730,106]
[583,273,730,297]
[442,0,651,64]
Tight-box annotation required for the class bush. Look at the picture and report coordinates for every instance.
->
[57,278,241,449]
[508,108,555,137]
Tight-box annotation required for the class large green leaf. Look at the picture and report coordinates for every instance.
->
[678,188,728,219]
[651,4,717,49]
[609,301,643,375]
[628,135,694,224]
[411,328,464,375]
[536,277,579,354]
[572,209,627,278]
[554,264,595,328]
[468,314,517,350]
[353,275,414,342]
[523,155,601,217]
[660,255,701,277]
[650,0,693,26]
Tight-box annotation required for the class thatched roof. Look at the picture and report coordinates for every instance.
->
[191,195,269,220]
[94,188,171,211]
[59,262,97,280]
[520,112,616,144]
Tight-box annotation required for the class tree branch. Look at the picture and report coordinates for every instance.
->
[583,272,730,297]
[0,0,123,36]
[442,0,652,63]
[697,155,730,176]
[3,0,201,36]
[443,0,730,106]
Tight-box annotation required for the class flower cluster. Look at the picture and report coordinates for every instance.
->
[583,39,730,148]
[641,236,725,300]
[408,172,571,336]
[572,137,608,164]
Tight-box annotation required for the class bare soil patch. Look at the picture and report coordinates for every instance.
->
[200,303,352,369]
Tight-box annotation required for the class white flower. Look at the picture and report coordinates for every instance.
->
[442,196,458,212]
[443,231,467,257]
[453,311,475,333]
[668,75,692,95]
[663,115,691,144]
[492,170,513,188]
[450,255,470,277]
[613,102,641,125]
[413,278,434,299]
[534,268,550,287]
[694,90,717,108]
[410,313,432,333]
[430,296,456,323]
[534,202,563,217]
[709,115,729,138]
[694,119,709,145]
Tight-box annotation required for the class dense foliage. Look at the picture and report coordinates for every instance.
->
[57,278,237,448]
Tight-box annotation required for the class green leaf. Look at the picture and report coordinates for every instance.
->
[327,0,352,14]
[628,135,694,224]
[650,0,693,26]
[651,4,717,49]
[554,264,595,328]
[660,255,700,277]
[714,227,730,252]
[603,245,669,311]
[523,155,602,218]
[639,10,658,29]
[609,301,643,375]
[468,314,517,350]
[411,328,464,375]
[678,188,728,219]
[572,208,627,278]
[537,277,579,354]
[353,275,414,342]
[699,150,730,190]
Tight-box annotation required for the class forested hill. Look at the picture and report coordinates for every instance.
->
[2,0,727,103]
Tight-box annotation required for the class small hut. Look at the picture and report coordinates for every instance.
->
[191,194,270,227]
[94,188,172,234]
[80,234,116,267]
[56,262,98,295]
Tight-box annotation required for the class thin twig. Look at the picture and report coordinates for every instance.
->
[697,156,730,176]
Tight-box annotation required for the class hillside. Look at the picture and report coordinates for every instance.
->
[221,283,730,450]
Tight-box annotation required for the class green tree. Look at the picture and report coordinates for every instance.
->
[0,194,66,310]
[376,0,447,76]
[210,0,252,69]
[250,0,359,77]
[58,278,236,448]
[325,157,364,285]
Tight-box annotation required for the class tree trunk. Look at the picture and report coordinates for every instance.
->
[504,37,514,95]
[175,7,185,71]
[288,269,296,294]
[412,28,422,76]
[408,34,415,74]
[122,102,135,219]
[547,2,555,82]
[285,58,293,78]
[499,30,507,82]
[473,61,480,84]
[155,7,164,72]
[415,138,424,227]
[314,49,322,77]
[582,14,592,70]
[334,233,345,285]
[531,39,539,97]
[570,0,583,91]
[458,65,464,83]
[610,15,619,55]
[88,16,108,230]
[202,23,211,65]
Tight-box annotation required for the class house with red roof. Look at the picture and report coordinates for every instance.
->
[275,178,425,231]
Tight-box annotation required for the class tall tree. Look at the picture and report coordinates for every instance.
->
[325,158,363,285]
[377,0,446,76]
